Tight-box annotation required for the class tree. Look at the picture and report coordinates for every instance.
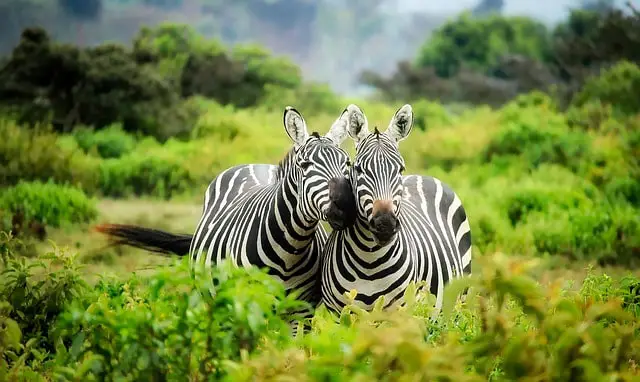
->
[415,12,552,78]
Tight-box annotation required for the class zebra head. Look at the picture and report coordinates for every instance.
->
[283,106,353,229]
[346,104,414,246]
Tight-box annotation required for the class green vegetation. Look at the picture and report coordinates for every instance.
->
[1,236,639,380]
[1,4,639,380]
[0,181,98,228]
[363,5,640,107]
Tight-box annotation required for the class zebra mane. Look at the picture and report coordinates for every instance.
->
[276,147,296,181]
[374,126,381,140]
[275,132,325,181]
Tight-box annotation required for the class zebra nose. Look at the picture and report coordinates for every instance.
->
[372,199,394,216]
[369,211,400,244]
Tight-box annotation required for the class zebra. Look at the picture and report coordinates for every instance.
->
[319,104,473,315]
[95,105,357,330]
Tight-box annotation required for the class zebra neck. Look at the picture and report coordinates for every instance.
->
[269,172,319,253]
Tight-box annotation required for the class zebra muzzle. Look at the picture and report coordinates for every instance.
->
[326,177,357,230]
[369,211,400,245]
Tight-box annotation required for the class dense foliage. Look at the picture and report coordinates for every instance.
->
[0,234,638,380]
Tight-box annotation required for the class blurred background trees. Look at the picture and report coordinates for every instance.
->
[0,0,638,137]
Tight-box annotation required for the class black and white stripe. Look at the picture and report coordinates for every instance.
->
[188,106,352,316]
[95,106,353,331]
[320,104,472,314]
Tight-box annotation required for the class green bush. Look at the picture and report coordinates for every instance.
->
[0,181,98,228]
[483,103,590,171]
[188,99,243,141]
[571,60,640,117]
[528,203,640,265]
[605,177,640,207]
[260,82,343,117]
[0,237,88,376]
[411,99,458,130]
[97,154,195,199]
[504,185,594,226]
[231,255,640,381]
[0,119,93,189]
[53,259,306,381]
[72,124,137,159]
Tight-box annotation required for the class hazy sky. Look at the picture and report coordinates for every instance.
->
[395,0,635,24]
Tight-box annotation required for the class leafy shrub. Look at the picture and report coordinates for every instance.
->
[511,90,558,110]
[504,185,594,226]
[565,100,615,131]
[0,181,98,228]
[411,98,458,130]
[0,238,89,378]
[189,99,243,141]
[571,60,640,117]
[260,82,343,117]
[72,124,137,159]
[605,177,640,207]
[483,103,590,171]
[584,131,638,189]
[53,259,307,380]
[97,154,195,199]
[529,203,640,265]
[0,119,93,188]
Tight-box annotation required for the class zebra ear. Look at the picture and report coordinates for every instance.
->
[385,104,413,143]
[325,108,349,146]
[345,104,369,144]
[283,106,310,148]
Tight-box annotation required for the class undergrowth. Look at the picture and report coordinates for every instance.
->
[0,233,638,381]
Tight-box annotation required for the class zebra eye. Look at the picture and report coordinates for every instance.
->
[300,161,312,169]
[354,164,362,173]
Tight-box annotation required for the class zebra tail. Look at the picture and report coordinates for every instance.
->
[93,224,192,256]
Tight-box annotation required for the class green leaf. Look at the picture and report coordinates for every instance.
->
[70,331,85,359]
[441,276,475,322]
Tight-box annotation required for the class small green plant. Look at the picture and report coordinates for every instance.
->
[0,236,89,379]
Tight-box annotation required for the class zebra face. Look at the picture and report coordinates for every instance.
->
[345,104,414,246]
[283,106,354,227]
[296,137,352,223]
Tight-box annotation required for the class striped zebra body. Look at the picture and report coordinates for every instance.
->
[94,106,354,332]
[320,104,472,314]
[188,106,352,319]
[189,162,326,304]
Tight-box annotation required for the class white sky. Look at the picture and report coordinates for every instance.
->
[393,0,636,24]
